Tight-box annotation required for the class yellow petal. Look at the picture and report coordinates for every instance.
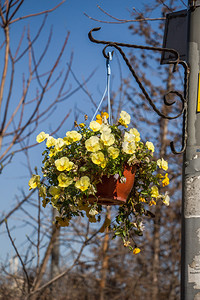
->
[133,247,141,255]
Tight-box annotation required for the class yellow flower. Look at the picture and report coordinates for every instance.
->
[107,146,120,159]
[124,132,136,143]
[118,111,131,127]
[90,151,105,165]
[139,197,146,203]
[101,111,109,119]
[129,128,140,142]
[96,114,103,124]
[100,124,111,134]
[146,141,155,153]
[122,141,136,154]
[75,176,90,191]
[96,112,109,124]
[79,123,85,127]
[55,138,65,151]
[149,200,156,206]
[133,247,141,255]
[36,131,49,143]
[89,121,101,132]
[157,158,168,171]
[55,157,74,172]
[55,216,70,227]
[163,192,170,206]
[46,136,56,148]
[57,173,73,188]
[49,186,61,199]
[85,136,101,152]
[64,131,82,145]
[29,175,40,190]
[100,132,115,146]
[66,131,82,141]
[151,186,160,198]
[162,173,169,187]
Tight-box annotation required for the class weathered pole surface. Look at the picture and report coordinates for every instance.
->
[182,1,200,299]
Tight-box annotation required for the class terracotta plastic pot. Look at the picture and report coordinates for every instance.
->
[88,165,137,205]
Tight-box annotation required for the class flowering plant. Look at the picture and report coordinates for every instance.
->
[29,111,170,254]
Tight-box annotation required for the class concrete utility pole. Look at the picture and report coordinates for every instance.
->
[182,1,200,299]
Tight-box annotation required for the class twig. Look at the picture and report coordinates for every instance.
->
[15,14,47,63]
[59,68,97,102]
[5,219,31,292]
[0,25,9,119]
[0,189,36,225]
[7,0,23,23]
[67,64,97,108]
[30,224,58,293]
[179,0,187,7]
[27,226,90,298]
[84,12,165,24]
[158,0,174,12]
[84,5,166,24]
[10,0,65,24]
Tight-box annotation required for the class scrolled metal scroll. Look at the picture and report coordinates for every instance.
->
[88,27,190,154]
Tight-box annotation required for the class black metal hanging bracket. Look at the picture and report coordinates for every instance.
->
[88,27,190,155]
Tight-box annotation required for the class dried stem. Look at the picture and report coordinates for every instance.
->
[5,219,31,292]
[84,5,165,24]
[10,0,65,24]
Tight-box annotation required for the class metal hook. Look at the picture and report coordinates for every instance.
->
[88,27,189,155]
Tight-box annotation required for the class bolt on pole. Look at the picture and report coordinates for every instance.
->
[182,1,200,299]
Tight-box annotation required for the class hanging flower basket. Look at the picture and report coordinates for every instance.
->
[88,164,137,205]
[29,110,170,253]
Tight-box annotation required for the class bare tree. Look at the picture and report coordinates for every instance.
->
[0,0,73,172]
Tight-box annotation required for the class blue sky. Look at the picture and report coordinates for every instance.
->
[0,0,186,263]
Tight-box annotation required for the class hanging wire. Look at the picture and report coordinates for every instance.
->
[91,51,113,124]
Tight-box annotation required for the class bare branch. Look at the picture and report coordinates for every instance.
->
[59,68,97,102]
[5,219,31,292]
[7,0,23,23]
[31,224,59,292]
[15,14,47,63]
[30,26,53,89]
[16,31,70,137]
[0,0,6,25]
[0,189,36,225]
[179,0,187,7]
[84,5,166,24]
[10,0,65,24]
[67,64,97,108]
[158,0,174,12]
[36,194,41,275]
[0,25,9,117]
[13,25,25,59]
[0,47,15,135]
[28,223,92,298]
